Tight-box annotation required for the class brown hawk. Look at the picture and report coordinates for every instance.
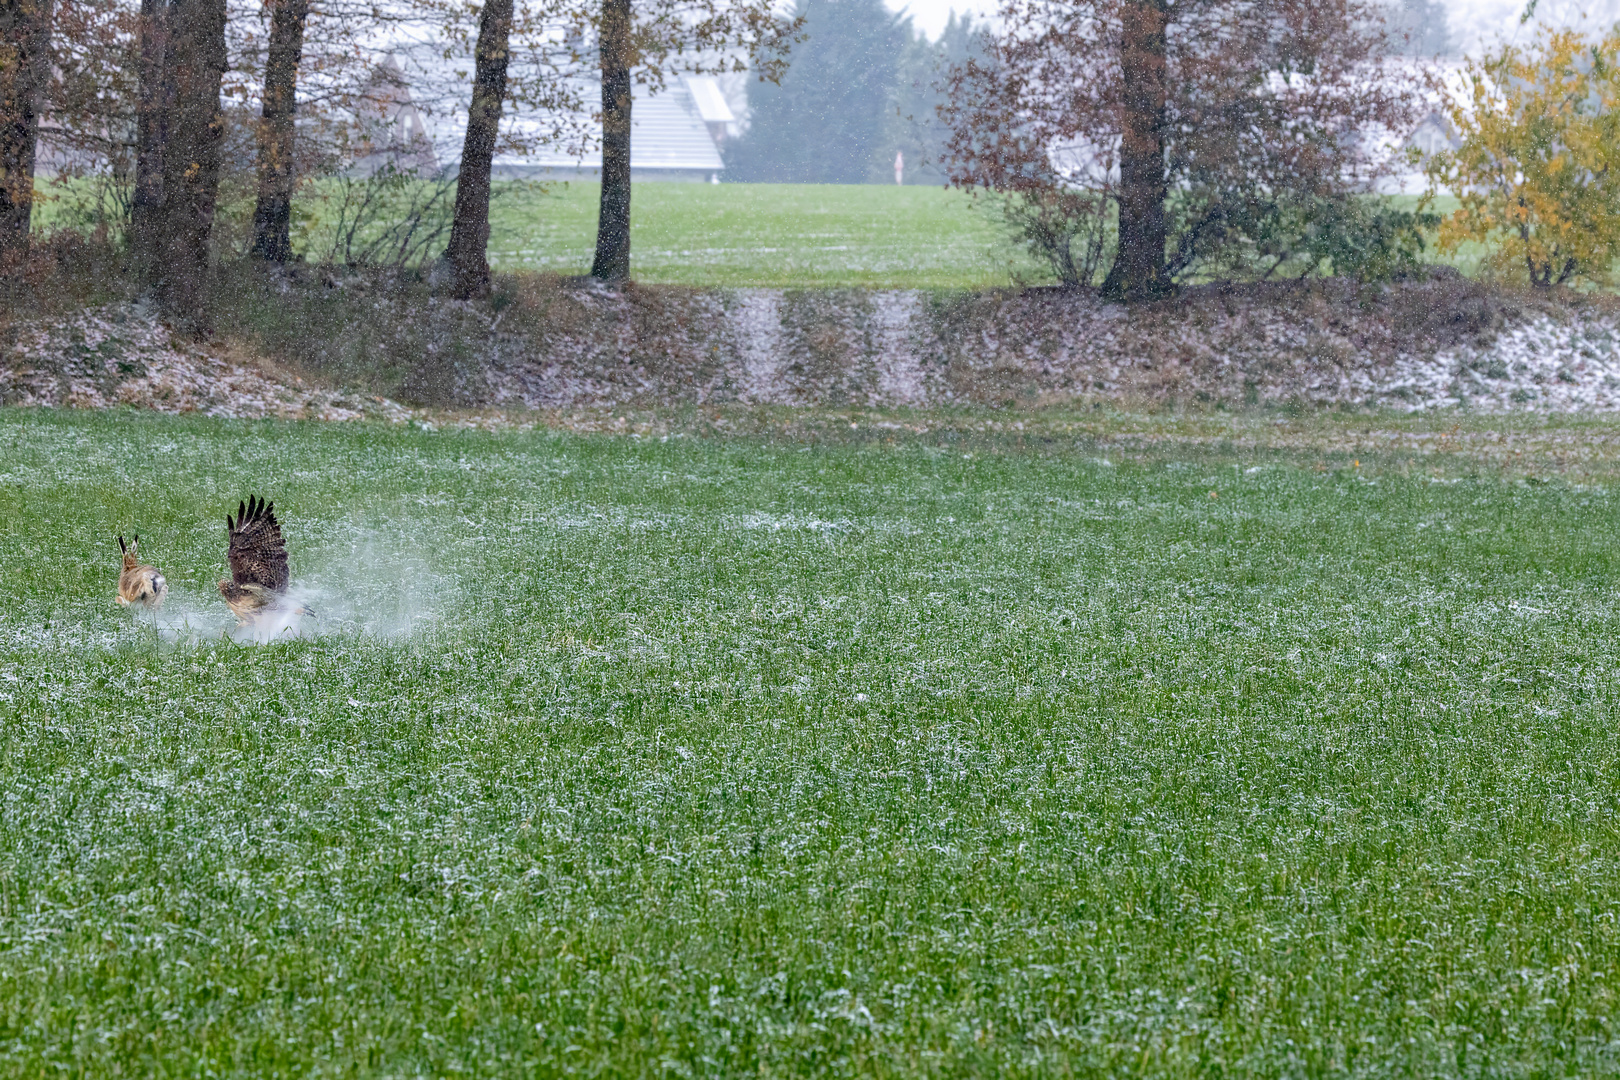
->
[219,496,310,626]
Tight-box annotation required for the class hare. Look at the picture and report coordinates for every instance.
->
[117,535,169,610]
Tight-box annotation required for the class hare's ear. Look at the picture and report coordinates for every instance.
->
[132,534,139,551]
[118,535,127,554]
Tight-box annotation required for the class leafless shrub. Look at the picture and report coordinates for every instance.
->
[299,162,521,271]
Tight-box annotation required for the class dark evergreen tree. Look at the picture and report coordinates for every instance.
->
[725,0,909,183]
[887,12,982,185]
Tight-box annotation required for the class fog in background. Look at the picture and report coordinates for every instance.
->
[885,0,1620,49]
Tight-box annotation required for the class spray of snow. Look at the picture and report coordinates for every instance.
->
[142,585,231,642]
[284,530,452,641]
[143,528,453,646]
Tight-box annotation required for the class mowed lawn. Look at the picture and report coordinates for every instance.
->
[483,181,1039,288]
[33,179,1485,289]
[2,408,1620,1076]
[33,179,1037,289]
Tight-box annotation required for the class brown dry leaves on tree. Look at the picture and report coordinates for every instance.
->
[941,0,1421,298]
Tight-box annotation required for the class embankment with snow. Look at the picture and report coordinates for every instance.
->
[6,275,1619,416]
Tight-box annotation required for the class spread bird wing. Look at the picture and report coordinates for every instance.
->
[226,495,291,594]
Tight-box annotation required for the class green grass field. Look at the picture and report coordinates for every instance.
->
[483,187,1491,289]
[3,407,1620,1076]
[486,187,1489,289]
[30,178,1039,290]
[482,182,1039,288]
[31,178,1494,290]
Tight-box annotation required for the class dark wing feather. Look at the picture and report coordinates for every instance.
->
[226,495,290,594]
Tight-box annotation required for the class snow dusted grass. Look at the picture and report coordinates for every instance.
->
[3,407,1620,1076]
[0,303,418,421]
[485,182,1038,288]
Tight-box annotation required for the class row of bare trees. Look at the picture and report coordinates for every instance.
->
[0,0,796,325]
[4,0,1438,316]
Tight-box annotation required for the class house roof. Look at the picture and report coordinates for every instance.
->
[494,76,726,172]
[684,75,735,125]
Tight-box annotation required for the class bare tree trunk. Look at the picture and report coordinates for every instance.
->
[1100,0,1172,302]
[131,0,170,281]
[157,0,226,331]
[442,0,513,299]
[0,0,54,260]
[589,0,631,283]
[249,0,309,262]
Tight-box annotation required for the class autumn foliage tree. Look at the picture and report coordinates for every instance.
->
[942,0,1421,299]
[234,0,482,265]
[1424,25,1620,288]
[0,0,134,257]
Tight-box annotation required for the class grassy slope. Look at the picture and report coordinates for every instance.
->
[1,408,1618,1076]
[482,181,1040,288]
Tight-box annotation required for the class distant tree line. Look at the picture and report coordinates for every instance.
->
[724,0,979,185]
[1391,0,1454,57]
[725,0,1453,189]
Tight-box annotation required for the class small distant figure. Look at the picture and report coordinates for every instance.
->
[894,150,904,186]
[219,495,312,628]
[116,535,168,610]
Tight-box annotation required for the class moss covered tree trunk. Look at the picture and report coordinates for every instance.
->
[131,0,171,281]
[1099,0,1172,302]
[156,0,227,331]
